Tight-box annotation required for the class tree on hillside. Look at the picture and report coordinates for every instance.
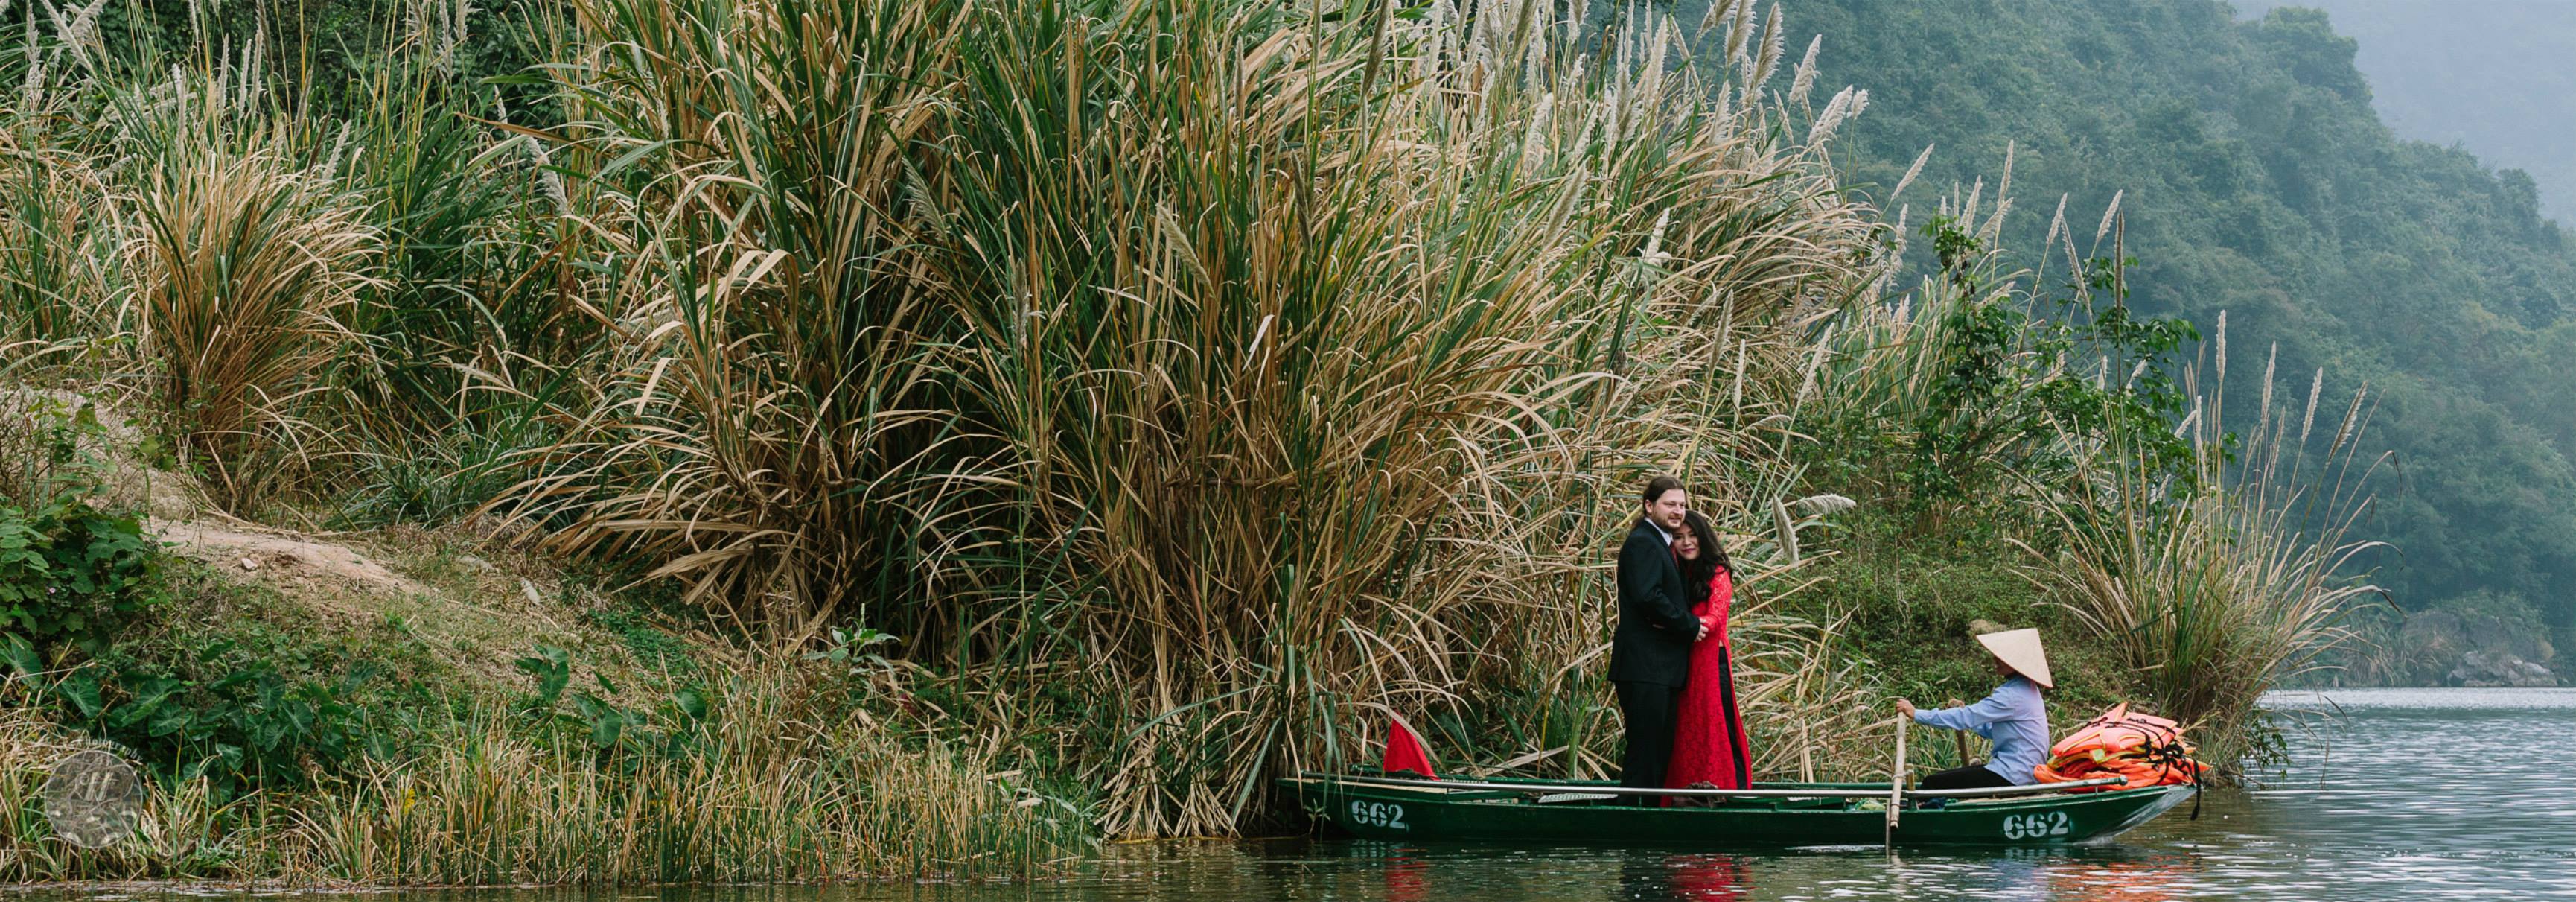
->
[1773,0,2576,660]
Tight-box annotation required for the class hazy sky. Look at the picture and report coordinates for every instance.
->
[2237,0,2576,224]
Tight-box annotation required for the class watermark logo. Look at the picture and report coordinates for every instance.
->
[41,749,141,849]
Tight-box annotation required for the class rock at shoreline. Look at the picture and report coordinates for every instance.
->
[2448,649,2557,688]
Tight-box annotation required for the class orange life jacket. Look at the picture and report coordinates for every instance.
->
[2031,702,2207,790]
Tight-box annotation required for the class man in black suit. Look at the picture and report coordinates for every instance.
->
[1610,474,1704,790]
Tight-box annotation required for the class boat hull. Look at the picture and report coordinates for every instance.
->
[1280,776,2195,848]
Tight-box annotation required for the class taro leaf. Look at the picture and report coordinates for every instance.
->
[145,702,191,737]
[670,685,708,721]
[0,632,41,676]
[52,667,102,718]
[515,644,572,713]
[250,717,287,754]
[573,693,625,747]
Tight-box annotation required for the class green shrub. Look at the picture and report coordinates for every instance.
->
[49,649,384,794]
[3,582,450,797]
[0,397,162,655]
[514,642,721,763]
[0,498,158,652]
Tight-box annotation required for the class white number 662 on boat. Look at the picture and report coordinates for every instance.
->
[2001,810,2071,839]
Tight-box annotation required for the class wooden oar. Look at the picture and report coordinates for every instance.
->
[1944,698,1969,767]
[1885,712,1907,845]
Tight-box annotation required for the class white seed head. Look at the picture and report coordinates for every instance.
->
[1788,34,1822,105]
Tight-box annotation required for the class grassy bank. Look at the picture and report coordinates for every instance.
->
[0,0,2384,883]
[0,548,1088,883]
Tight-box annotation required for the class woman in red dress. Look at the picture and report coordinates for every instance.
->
[1664,511,1751,797]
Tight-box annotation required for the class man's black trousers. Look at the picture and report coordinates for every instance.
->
[1614,680,1683,790]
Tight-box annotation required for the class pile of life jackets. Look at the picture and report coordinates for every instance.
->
[2031,702,2207,790]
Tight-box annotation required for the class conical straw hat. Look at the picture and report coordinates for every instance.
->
[1976,628,2054,689]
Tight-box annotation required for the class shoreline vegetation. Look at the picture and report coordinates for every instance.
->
[0,0,2382,886]
[1791,0,2576,689]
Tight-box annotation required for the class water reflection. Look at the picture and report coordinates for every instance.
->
[1377,847,1428,902]
[1313,842,2215,902]
[23,689,2576,901]
[1655,854,1749,901]
[2038,855,2197,902]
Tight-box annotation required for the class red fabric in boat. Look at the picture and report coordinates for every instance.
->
[1382,717,1437,778]
[1665,566,1751,796]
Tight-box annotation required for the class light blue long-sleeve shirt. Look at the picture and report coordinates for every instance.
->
[1913,676,2050,785]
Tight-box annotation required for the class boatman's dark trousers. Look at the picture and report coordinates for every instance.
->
[1917,764,2015,790]
[1614,680,1683,790]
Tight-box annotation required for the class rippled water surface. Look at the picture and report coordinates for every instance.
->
[36,688,2576,901]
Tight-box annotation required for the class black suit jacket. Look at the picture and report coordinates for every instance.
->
[1610,517,1697,687]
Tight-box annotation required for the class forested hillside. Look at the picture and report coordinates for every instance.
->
[1775,0,2576,676]
[2239,0,2576,226]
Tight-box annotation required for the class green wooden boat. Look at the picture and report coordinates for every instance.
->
[1280,772,2196,848]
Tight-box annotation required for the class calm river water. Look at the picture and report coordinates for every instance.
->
[36,687,2576,901]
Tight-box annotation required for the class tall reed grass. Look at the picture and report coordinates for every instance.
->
[0,700,251,882]
[123,73,380,513]
[0,668,1083,883]
[0,132,116,349]
[491,0,1886,836]
[501,0,977,634]
[328,4,591,526]
[288,673,1083,883]
[1802,171,2377,766]
[0,34,123,375]
[2021,325,2387,763]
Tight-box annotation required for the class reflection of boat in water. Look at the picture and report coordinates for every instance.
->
[1660,854,1751,901]
[1281,772,2195,848]
[2041,854,2202,902]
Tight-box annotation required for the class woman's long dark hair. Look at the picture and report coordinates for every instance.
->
[1678,510,1733,588]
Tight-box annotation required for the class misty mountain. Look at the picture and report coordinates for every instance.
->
[2238,0,2576,225]
[1773,0,2576,653]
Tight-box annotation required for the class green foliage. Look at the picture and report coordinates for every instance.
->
[514,642,572,712]
[598,610,692,669]
[801,626,899,675]
[2239,0,2576,224]
[0,398,162,654]
[1925,213,1984,277]
[0,501,158,649]
[0,396,394,798]
[2321,589,2557,687]
[1816,214,2199,539]
[1785,0,2576,644]
[1,583,438,798]
[514,642,716,760]
[1782,512,2135,740]
[52,651,380,794]
[30,0,554,124]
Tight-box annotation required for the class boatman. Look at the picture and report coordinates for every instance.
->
[1894,628,2055,790]
[1610,475,1705,790]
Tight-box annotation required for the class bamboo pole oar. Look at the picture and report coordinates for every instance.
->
[1886,712,1907,844]
[1945,699,1970,767]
